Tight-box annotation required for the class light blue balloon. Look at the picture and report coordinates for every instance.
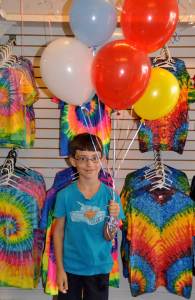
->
[70,0,117,47]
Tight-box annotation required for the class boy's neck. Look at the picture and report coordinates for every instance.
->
[77,177,100,199]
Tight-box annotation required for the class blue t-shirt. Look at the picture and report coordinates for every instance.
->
[54,181,124,276]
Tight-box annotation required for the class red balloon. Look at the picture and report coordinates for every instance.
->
[92,40,151,110]
[121,0,179,53]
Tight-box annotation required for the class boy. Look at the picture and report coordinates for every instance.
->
[53,133,124,300]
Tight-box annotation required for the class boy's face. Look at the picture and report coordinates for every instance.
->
[70,150,103,180]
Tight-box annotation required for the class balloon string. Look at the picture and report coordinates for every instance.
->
[97,97,104,155]
[113,115,116,179]
[97,96,111,161]
[20,0,23,57]
[116,121,137,161]
[112,115,117,201]
[116,109,136,161]
[114,111,122,161]
[115,120,143,177]
[92,46,97,57]
[48,20,54,41]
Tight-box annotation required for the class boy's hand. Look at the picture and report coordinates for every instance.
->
[108,200,120,218]
[57,268,68,294]
[104,200,120,241]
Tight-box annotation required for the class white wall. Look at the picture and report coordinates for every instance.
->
[0,20,194,300]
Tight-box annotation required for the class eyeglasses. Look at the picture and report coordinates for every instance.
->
[74,156,100,163]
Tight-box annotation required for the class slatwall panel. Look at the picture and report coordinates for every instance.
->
[0,21,195,300]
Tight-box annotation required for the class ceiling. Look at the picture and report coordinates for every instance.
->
[1,0,72,15]
[0,0,194,16]
[0,0,194,23]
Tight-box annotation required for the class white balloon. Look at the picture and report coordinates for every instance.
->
[40,37,94,105]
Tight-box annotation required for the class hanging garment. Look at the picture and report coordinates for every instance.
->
[0,58,38,148]
[18,57,38,147]
[120,166,194,298]
[53,95,112,158]
[0,164,46,288]
[189,176,195,276]
[137,58,195,154]
[40,167,120,295]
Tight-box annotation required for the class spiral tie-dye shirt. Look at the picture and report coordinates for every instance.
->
[0,57,38,148]
[0,167,46,288]
[120,165,195,298]
[138,58,195,154]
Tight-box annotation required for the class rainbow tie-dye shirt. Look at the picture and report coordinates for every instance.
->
[0,168,46,288]
[138,58,195,154]
[120,166,195,298]
[56,95,112,158]
[0,60,38,148]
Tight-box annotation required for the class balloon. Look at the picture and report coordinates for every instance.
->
[121,0,179,53]
[133,67,180,120]
[70,0,117,47]
[40,37,94,106]
[92,40,151,110]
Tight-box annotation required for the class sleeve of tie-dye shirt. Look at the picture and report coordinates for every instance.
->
[120,173,135,232]
[120,174,135,278]
[19,69,38,106]
[187,76,195,104]
[193,196,195,266]
[177,61,195,104]
[190,177,195,271]
[193,205,195,270]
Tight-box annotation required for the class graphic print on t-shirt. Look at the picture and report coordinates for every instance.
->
[70,201,105,225]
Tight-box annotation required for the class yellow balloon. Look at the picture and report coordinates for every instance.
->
[133,67,180,120]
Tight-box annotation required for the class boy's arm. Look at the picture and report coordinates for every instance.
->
[53,217,68,294]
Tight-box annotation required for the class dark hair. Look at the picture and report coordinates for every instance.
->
[69,133,103,157]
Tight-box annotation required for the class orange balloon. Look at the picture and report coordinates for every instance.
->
[121,0,179,53]
[91,40,151,110]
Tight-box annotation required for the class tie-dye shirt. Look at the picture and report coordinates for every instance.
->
[0,59,38,148]
[138,58,195,154]
[56,95,112,158]
[0,168,46,288]
[120,167,195,298]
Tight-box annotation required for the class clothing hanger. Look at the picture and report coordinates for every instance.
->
[144,150,161,174]
[149,168,172,190]
[1,155,15,175]
[0,149,30,179]
[144,150,172,191]
[145,150,172,178]
[3,55,17,67]
[0,36,16,67]
[153,45,176,71]
[0,170,21,183]
[148,166,172,190]
[0,154,31,190]
[0,44,12,62]
[149,180,172,192]
[0,156,20,188]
